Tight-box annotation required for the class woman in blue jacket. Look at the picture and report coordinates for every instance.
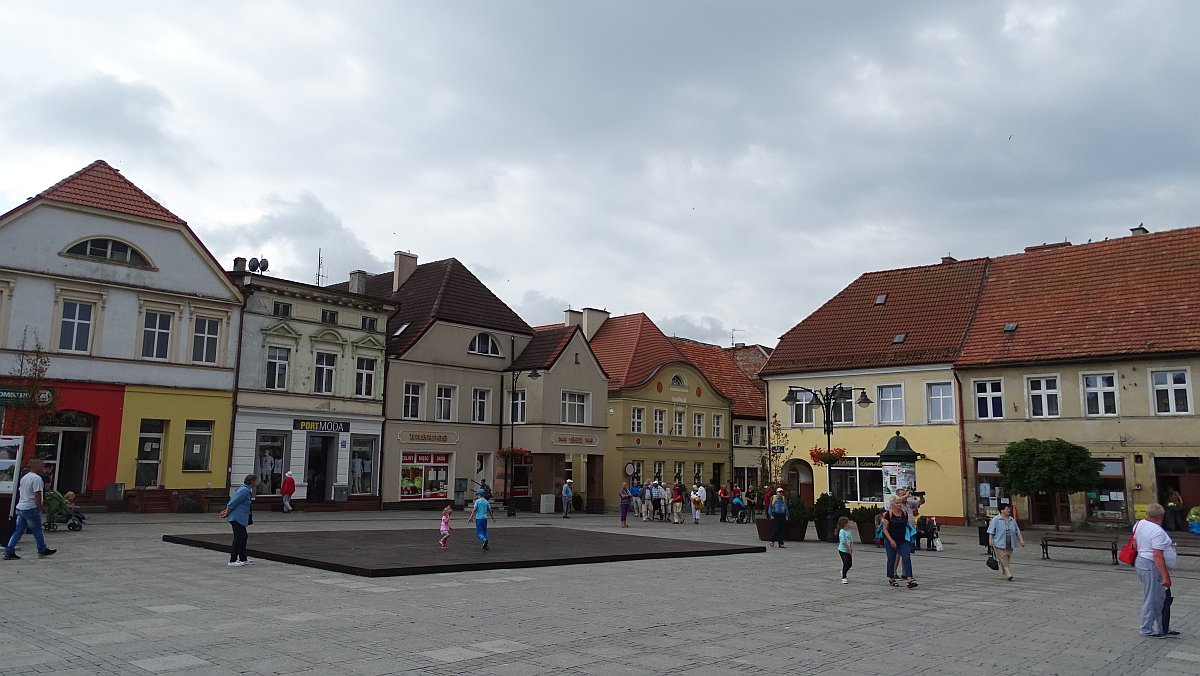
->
[220,474,258,567]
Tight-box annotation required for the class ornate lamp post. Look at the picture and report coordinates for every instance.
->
[506,368,540,517]
[781,384,873,456]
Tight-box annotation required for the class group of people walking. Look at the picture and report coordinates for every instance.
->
[620,480,710,526]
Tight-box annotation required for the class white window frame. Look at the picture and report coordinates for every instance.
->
[265,345,290,390]
[471,388,491,423]
[355,356,377,397]
[670,374,686,389]
[561,390,588,425]
[510,389,527,424]
[468,332,502,357]
[693,412,704,438]
[1081,372,1118,417]
[712,414,723,439]
[926,381,956,423]
[1150,368,1192,416]
[314,351,336,394]
[694,462,703,485]
[360,315,378,331]
[630,407,644,434]
[745,425,755,446]
[973,379,1004,420]
[733,424,743,446]
[830,384,856,426]
[402,382,424,419]
[653,409,666,435]
[435,385,457,422]
[182,420,213,472]
[653,461,665,482]
[272,301,291,318]
[1025,375,1061,419]
[191,315,221,364]
[58,298,96,354]
[673,410,685,436]
[790,390,815,426]
[876,383,904,425]
[140,308,174,361]
[320,309,339,325]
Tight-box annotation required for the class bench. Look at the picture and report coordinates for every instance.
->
[1040,534,1118,565]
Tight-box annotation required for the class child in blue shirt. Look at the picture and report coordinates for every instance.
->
[837,516,854,584]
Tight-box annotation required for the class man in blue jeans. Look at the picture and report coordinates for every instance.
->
[468,488,493,550]
[4,459,58,560]
[561,479,573,518]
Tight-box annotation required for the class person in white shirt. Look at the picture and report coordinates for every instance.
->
[4,459,57,560]
[1133,503,1178,638]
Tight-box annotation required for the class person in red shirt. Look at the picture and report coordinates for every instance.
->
[281,471,296,513]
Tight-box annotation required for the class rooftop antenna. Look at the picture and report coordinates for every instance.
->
[730,328,744,346]
[247,257,269,275]
[315,248,327,286]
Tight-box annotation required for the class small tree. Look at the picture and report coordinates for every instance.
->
[5,328,55,442]
[760,413,792,488]
[998,438,1102,530]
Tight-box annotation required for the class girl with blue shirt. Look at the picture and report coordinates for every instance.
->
[837,516,854,583]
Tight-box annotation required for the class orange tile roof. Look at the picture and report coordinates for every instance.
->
[761,258,988,376]
[958,227,1200,366]
[588,313,689,392]
[4,160,187,224]
[670,337,765,419]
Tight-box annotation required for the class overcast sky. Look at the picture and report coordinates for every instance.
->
[3,2,1197,347]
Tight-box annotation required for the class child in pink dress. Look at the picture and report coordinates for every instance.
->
[439,505,452,548]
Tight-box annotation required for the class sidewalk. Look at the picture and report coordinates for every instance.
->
[1,511,1197,675]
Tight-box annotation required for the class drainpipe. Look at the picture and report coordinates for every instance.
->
[953,371,969,525]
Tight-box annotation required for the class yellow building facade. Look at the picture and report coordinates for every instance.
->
[117,386,233,490]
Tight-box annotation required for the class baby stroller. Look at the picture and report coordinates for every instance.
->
[43,490,86,532]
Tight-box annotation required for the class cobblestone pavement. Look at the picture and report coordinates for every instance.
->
[1,510,1197,675]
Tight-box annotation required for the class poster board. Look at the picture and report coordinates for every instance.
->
[881,460,916,506]
[1,436,25,517]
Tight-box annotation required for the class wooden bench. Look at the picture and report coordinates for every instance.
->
[1040,534,1118,565]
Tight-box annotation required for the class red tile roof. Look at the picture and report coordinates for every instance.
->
[588,313,689,392]
[760,258,988,376]
[670,338,765,419]
[3,160,187,224]
[958,227,1200,366]
[327,258,531,356]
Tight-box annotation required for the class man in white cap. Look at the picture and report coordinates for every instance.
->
[561,478,574,518]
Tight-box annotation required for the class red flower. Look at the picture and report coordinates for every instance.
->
[809,446,847,467]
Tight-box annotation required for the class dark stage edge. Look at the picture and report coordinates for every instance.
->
[163,527,767,577]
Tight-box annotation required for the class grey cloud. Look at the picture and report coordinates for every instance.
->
[656,314,730,346]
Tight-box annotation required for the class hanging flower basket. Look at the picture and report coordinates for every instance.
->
[496,445,529,461]
[809,446,847,467]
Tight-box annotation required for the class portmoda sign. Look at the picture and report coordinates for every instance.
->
[292,419,350,433]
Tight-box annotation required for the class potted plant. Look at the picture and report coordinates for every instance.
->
[809,445,847,468]
[850,505,881,544]
[813,493,848,542]
[786,494,812,541]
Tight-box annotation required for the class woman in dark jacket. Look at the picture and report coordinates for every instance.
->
[882,497,917,588]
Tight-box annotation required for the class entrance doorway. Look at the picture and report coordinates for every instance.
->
[1031,491,1071,526]
[1155,457,1200,512]
[305,435,336,502]
[34,410,93,494]
[784,459,815,506]
[136,420,165,488]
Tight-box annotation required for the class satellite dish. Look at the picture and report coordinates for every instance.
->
[248,258,260,272]
[259,258,269,273]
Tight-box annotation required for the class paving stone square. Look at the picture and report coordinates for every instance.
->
[0,510,1197,675]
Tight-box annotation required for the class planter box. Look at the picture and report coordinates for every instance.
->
[786,519,809,541]
[855,521,877,544]
[755,517,773,541]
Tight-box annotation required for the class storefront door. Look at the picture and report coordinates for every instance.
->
[34,411,92,494]
[306,435,335,502]
[1031,491,1071,526]
[136,420,165,488]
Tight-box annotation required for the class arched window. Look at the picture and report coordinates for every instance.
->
[468,332,501,357]
[65,238,151,268]
[670,374,686,388]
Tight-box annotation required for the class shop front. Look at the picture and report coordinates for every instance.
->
[400,452,451,501]
[231,409,382,505]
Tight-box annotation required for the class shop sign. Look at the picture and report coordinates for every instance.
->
[293,419,349,433]
[552,432,598,446]
[402,452,450,464]
[399,430,459,444]
[0,387,54,407]
[512,486,530,497]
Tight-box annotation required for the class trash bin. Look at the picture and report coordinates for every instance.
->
[333,485,349,503]
[105,482,125,502]
[540,494,555,514]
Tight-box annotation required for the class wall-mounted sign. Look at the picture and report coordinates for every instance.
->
[552,433,598,446]
[293,419,349,433]
[0,387,54,407]
[399,430,460,445]
[402,452,451,464]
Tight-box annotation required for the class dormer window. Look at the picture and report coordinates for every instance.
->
[468,332,502,357]
[670,375,686,388]
[65,238,151,268]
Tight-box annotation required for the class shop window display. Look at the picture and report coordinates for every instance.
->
[1086,460,1127,521]
[349,435,377,494]
[975,459,1008,516]
[255,431,288,494]
[400,452,449,499]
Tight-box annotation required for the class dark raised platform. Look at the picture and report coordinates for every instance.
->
[163,527,766,577]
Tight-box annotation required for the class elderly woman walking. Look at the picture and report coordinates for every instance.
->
[987,503,1025,581]
[618,482,632,528]
[882,497,917,588]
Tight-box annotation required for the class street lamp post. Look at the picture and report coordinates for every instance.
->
[507,368,540,517]
[781,383,873,456]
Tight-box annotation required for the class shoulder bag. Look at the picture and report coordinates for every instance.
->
[1117,523,1138,566]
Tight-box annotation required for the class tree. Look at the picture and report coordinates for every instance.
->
[760,413,792,488]
[997,438,1102,530]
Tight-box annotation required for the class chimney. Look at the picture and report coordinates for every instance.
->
[581,307,609,341]
[940,255,957,264]
[233,257,247,272]
[565,308,583,328]
[393,251,418,292]
[1130,223,1149,236]
[348,270,368,295]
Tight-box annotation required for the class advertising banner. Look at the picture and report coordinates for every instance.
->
[881,460,916,506]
